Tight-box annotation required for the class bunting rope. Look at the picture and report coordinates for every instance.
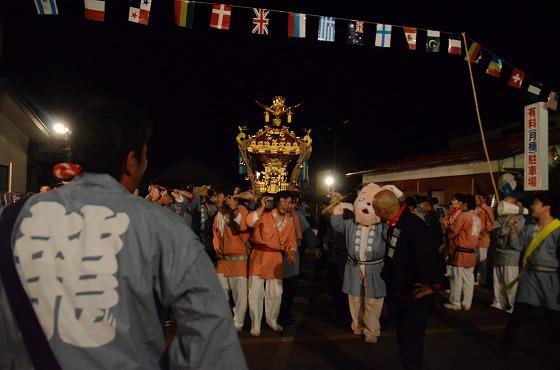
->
[462,32,500,203]
[173,0,556,94]
[34,0,558,96]
[185,0,459,34]
[463,34,553,94]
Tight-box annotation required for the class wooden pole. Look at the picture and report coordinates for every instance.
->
[462,32,500,202]
[8,161,13,193]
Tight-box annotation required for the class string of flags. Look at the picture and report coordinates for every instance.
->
[31,0,558,111]
[465,38,558,109]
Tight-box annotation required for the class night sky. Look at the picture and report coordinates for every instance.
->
[1,1,558,187]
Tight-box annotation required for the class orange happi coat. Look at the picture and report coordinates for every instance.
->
[448,210,481,268]
[477,204,495,248]
[248,209,297,280]
[213,205,251,277]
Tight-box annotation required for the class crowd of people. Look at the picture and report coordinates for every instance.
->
[317,187,560,365]
[145,180,449,369]
[0,100,559,370]
[142,180,318,335]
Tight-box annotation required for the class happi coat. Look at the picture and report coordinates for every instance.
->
[248,210,297,280]
[0,173,247,370]
[213,205,251,277]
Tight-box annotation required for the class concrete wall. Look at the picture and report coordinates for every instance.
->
[0,112,29,192]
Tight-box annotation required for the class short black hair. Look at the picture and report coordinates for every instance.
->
[290,190,302,205]
[417,196,429,204]
[212,187,226,196]
[533,191,560,218]
[464,194,476,211]
[70,98,152,181]
[452,193,466,203]
[431,197,439,205]
[404,196,417,208]
[273,190,293,205]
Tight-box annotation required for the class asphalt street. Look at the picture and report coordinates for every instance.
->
[238,252,560,370]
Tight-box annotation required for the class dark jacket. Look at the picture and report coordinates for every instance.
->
[424,211,444,250]
[382,210,445,297]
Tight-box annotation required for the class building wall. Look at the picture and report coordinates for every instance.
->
[362,156,528,184]
[0,112,29,192]
[360,155,532,206]
[375,173,496,206]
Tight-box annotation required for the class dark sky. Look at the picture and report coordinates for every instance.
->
[1,1,558,185]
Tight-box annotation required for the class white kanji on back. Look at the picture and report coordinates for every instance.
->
[14,201,130,347]
[471,216,481,238]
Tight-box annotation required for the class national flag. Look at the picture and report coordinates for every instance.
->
[448,36,462,55]
[318,17,335,42]
[508,68,525,89]
[34,0,58,15]
[546,91,558,111]
[252,8,269,35]
[174,0,195,28]
[465,41,482,63]
[84,0,104,21]
[404,27,417,50]
[527,84,542,97]
[375,24,392,47]
[210,4,232,30]
[347,21,364,45]
[288,13,306,38]
[129,0,152,25]
[485,55,503,78]
[426,30,440,52]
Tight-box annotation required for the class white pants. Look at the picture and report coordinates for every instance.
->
[348,295,384,338]
[449,266,475,309]
[492,266,519,310]
[217,274,248,329]
[248,276,282,333]
[476,248,488,285]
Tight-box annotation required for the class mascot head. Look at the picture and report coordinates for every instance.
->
[354,183,403,226]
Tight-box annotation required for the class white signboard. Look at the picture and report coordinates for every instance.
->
[524,102,548,191]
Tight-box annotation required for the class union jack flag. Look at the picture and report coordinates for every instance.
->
[252,8,269,35]
[355,21,364,33]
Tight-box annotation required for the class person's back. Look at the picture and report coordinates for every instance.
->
[492,214,524,266]
[1,175,245,369]
[0,99,246,370]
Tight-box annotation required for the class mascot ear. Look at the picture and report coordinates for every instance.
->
[381,185,403,199]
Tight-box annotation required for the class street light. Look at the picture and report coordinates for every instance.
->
[53,122,70,135]
[324,176,335,187]
[52,122,71,162]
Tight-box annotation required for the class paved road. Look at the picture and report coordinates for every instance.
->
[238,251,560,370]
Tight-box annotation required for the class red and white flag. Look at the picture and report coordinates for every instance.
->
[128,0,151,25]
[448,37,461,55]
[210,4,231,30]
[84,0,105,21]
[508,68,525,89]
[252,8,269,35]
[404,27,417,50]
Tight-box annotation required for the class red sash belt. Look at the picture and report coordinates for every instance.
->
[253,243,281,253]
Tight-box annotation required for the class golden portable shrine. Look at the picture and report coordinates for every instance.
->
[236,96,312,195]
